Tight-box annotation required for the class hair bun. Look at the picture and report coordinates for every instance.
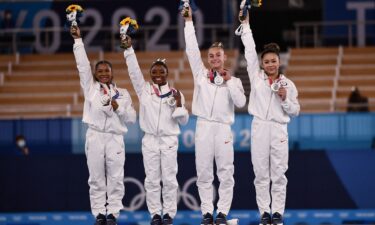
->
[150,58,169,73]
[263,43,280,54]
[210,42,224,49]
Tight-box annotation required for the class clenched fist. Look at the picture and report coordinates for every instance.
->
[120,35,132,49]
[70,26,81,39]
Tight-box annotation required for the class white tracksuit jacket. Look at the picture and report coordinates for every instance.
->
[184,21,246,216]
[240,23,300,216]
[73,38,136,218]
[124,47,189,218]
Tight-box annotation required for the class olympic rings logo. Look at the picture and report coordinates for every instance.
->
[122,176,217,211]
[122,177,146,211]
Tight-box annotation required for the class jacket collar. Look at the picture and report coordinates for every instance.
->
[262,70,285,81]
[152,82,170,95]
[94,82,117,90]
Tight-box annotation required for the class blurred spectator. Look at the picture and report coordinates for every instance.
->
[347,86,369,112]
[15,135,29,156]
[289,0,304,8]
[1,10,15,29]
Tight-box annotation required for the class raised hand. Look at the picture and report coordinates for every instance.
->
[174,90,182,107]
[111,99,119,111]
[120,35,132,49]
[100,94,111,106]
[220,69,232,81]
[239,9,250,24]
[181,6,192,21]
[70,25,81,39]
[277,87,287,101]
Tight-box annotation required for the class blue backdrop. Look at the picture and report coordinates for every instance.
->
[323,0,375,45]
[1,113,375,155]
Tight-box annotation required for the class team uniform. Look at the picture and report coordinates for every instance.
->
[73,38,137,219]
[240,23,300,216]
[184,21,246,216]
[123,47,189,219]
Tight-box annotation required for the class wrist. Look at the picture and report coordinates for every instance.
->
[74,38,83,44]
[241,20,249,25]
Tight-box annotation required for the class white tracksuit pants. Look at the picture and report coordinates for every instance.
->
[85,128,125,218]
[195,118,235,215]
[251,118,289,215]
[142,133,179,218]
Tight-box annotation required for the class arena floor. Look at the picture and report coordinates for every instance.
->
[1,209,375,225]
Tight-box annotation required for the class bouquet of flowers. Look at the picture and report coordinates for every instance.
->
[65,4,84,27]
[119,17,139,49]
[178,0,198,17]
[119,17,139,37]
[239,0,262,21]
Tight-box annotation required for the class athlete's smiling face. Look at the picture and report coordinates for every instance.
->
[95,63,113,84]
[208,47,226,71]
[150,64,168,85]
[261,52,280,77]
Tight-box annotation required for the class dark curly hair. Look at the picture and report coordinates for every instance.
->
[261,43,280,59]
[150,58,168,74]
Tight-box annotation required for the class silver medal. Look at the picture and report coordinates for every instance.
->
[167,96,176,107]
[271,82,281,92]
[214,75,224,86]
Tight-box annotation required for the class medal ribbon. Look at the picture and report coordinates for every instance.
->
[209,70,220,84]
[152,85,176,99]
[101,84,120,100]
[268,76,281,86]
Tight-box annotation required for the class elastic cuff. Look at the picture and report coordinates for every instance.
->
[185,21,194,29]
[172,107,188,118]
[281,98,290,109]
[124,47,135,57]
[74,38,83,44]
[242,24,251,34]
[115,105,125,115]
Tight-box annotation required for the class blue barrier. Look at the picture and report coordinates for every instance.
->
[1,113,374,154]
[0,119,72,154]
[55,113,375,153]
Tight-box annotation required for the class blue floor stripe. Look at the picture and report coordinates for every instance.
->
[1,210,375,225]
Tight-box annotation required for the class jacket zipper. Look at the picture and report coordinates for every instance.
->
[265,92,273,119]
[103,113,108,130]
[102,88,110,131]
[156,98,162,135]
[210,86,218,118]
